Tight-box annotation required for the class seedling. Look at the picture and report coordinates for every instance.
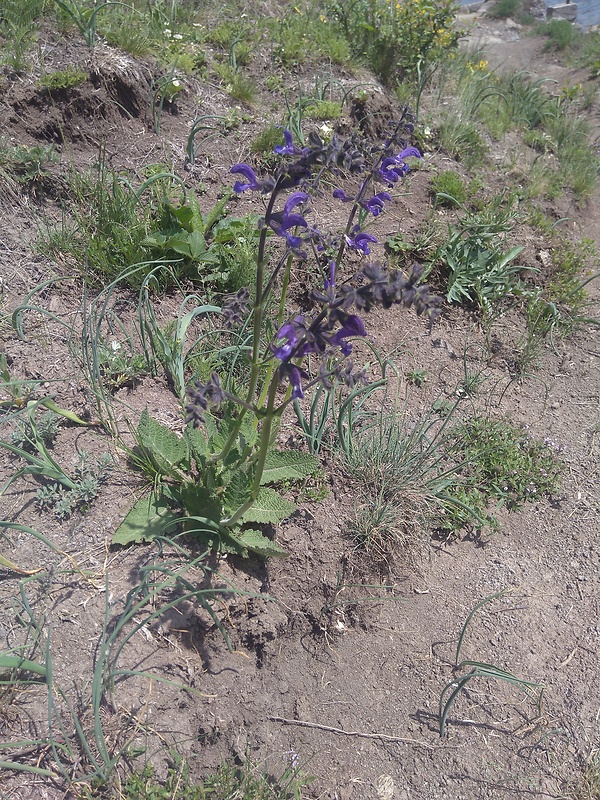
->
[439,590,544,736]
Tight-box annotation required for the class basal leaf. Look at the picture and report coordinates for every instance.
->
[236,528,289,558]
[138,408,188,476]
[260,450,319,485]
[222,468,252,516]
[188,230,207,259]
[240,487,296,524]
[174,484,222,522]
[185,425,209,466]
[112,493,180,546]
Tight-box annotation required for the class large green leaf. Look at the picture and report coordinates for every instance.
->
[112,493,180,546]
[185,425,209,466]
[235,528,289,558]
[138,409,188,477]
[222,468,252,516]
[260,450,319,485]
[241,487,296,524]
[170,483,222,522]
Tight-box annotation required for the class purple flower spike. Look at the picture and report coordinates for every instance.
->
[364,191,393,216]
[345,231,378,255]
[269,192,309,253]
[378,148,421,186]
[324,259,336,289]
[274,129,300,156]
[273,316,305,360]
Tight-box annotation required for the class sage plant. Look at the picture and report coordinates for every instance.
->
[183,110,441,532]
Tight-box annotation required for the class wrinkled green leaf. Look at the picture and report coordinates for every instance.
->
[112,493,180,545]
[260,450,319,485]
[235,528,288,558]
[241,487,296,524]
[137,409,188,477]
[169,483,222,523]
[185,425,209,465]
[222,468,252,516]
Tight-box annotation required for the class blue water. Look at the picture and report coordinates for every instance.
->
[460,0,600,27]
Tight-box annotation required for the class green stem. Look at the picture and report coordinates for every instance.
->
[208,182,282,466]
[220,376,280,528]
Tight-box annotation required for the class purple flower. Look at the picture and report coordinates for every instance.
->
[269,192,309,252]
[363,191,393,216]
[274,129,301,156]
[278,362,307,399]
[329,313,366,356]
[378,147,421,185]
[273,316,306,360]
[230,163,273,193]
[333,188,354,202]
[345,231,378,255]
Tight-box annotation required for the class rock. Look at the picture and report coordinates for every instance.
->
[505,17,521,28]
[546,3,578,21]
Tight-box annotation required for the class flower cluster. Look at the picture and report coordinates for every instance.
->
[191,118,440,413]
[185,373,227,428]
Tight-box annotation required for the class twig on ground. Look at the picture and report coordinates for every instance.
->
[268,716,435,749]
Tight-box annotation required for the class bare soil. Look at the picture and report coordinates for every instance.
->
[0,17,598,800]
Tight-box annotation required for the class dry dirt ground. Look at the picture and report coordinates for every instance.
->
[0,15,598,800]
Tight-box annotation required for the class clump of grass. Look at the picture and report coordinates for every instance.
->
[488,0,519,18]
[448,416,562,510]
[543,19,577,51]
[251,124,286,159]
[437,113,487,167]
[269,10,350,68]
[304,100,343,120]
[122,757,310,799]
[431,170,467,207]
[339,397,473,558]
[38,67,87,91]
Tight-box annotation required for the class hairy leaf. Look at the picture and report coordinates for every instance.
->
[235,528,289,558]
[260,450,319,485]
[240,487,296,524]
[113,493,180,545]
[137,408,188,476]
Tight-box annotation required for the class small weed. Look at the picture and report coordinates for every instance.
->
[265,74,284,93]
[96,340,148,391]
[35,451,113,520]
[406,368,428,387]
[304,100,343,120]
[448,416,562,510]
[10,411,60,451]
[431,170,467,207]
[38,67,87,91]
[543,19,576,51]
[0,140,58,196]
[122,757,310,799]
